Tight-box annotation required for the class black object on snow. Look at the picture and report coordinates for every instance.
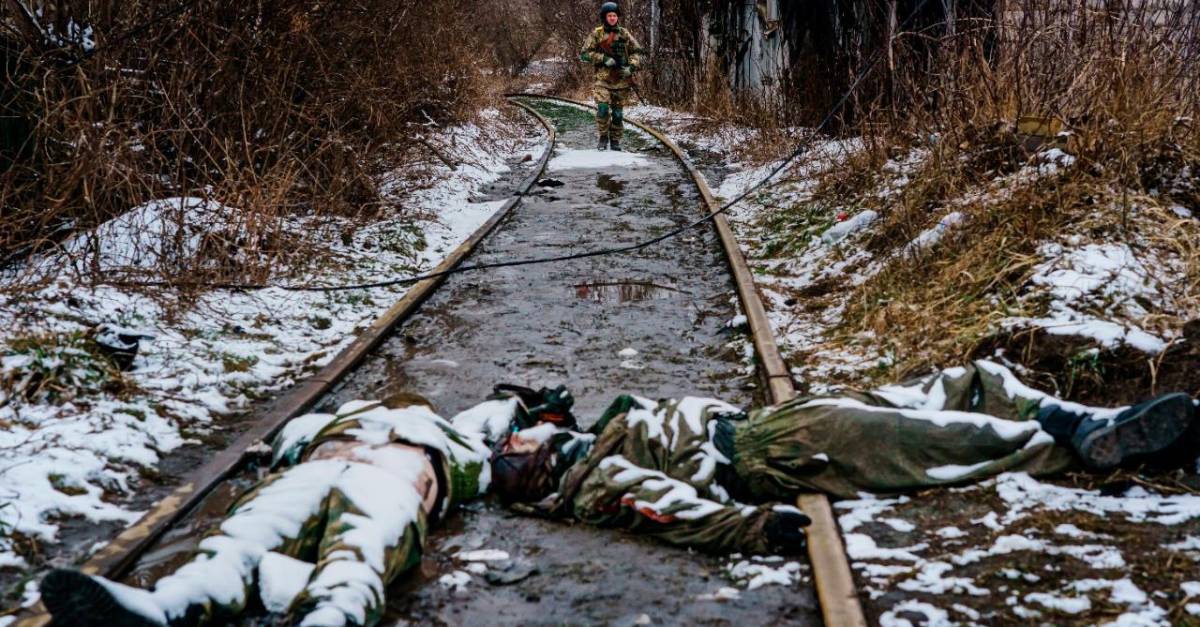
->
[92,323,154,371]
[537,178,565,187]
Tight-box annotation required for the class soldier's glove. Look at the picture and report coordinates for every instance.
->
[604,56,618,67]
[620,67,633,78]
[764,510,812,554]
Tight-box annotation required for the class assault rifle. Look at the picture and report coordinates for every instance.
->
[606,37,646,104]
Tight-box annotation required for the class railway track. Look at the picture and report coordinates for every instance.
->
[12,95,863,626]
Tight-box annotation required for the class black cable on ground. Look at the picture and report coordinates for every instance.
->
[98,0,934,294]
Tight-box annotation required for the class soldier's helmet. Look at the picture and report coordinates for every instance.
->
[600,2,620,21]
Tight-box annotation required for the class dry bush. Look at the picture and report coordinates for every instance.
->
[1,0,496,289]
[809,0,1200,381]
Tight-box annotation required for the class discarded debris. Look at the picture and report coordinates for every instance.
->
[91,323,153,371]
[483,558,539,586]
[537,177,565,187]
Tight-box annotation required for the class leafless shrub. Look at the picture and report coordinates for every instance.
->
[818,0,1200,381]
[1,0,497,290]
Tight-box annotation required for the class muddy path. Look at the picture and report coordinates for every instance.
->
[123,100,820,625]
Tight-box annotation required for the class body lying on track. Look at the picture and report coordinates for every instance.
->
[41,360,1198,626]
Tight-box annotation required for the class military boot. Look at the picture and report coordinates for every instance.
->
[41,569,164,627]
[609,138,622,151]
[597,134,609,151]
[1038,393,1197,470]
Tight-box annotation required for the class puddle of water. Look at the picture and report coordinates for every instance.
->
[573,280,687,303]
[596,173,625,195]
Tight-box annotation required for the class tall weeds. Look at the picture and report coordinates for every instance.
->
[2,0,493,288]
[818,0,1200,380]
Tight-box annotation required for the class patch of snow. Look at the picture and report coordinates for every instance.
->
[1054,523,1108,539]
[834,493,908,532]
[454,549,510,562]
[879,600,952,627]
[258,552,315,613]
[19,580,40,608]
[898,561,989,596]
[438,570,471,592]
[724,558,804,590]
[925,461,995,481]
[1167,536,1200,551]
[992,472,1200,526]
[843,534,926,562]
[881,518,916,533]
[0,112,545,569]
[1025,591,1091,613]
[1005,242,1175,354]
[547,149,649,170]
[1036,148,1078,175]
[449,398,520,445]
[696,586,741,601]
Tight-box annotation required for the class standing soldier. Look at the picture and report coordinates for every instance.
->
[579,2,643,151]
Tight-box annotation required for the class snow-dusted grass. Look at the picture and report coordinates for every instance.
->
[0,110,546,576]
[624,103,1200,625]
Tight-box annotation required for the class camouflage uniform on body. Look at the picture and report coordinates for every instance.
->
[52,400,488,627]
[511,360,1195,554]
[579,25,643,142]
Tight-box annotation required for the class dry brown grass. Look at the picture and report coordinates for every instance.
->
[2,1,508,291]
[781,1,1200,389]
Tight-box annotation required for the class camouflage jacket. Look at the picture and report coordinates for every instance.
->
[272,400,491,514]
[525,395,786,555]
[579,26,644,90]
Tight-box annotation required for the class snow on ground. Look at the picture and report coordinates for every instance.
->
[1003,240,1183,353]
[629,101,1195,386]
[548,148,650,170]
[834,478,1196,624]
[0,109,547,575]
[623,104,1200,624]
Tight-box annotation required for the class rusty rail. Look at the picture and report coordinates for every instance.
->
[12,99,557,627]
[509,93,867,627]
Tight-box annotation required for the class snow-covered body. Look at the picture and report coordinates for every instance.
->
[54,399,496,627]
[484,361,1192,556]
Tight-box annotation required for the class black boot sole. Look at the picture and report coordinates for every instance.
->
[1078,393,1195,470]
[41,569,162,627]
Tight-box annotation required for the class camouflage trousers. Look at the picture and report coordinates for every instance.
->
[146,460,426,626]
[593,86,631,140]
[732,361,1078,500]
